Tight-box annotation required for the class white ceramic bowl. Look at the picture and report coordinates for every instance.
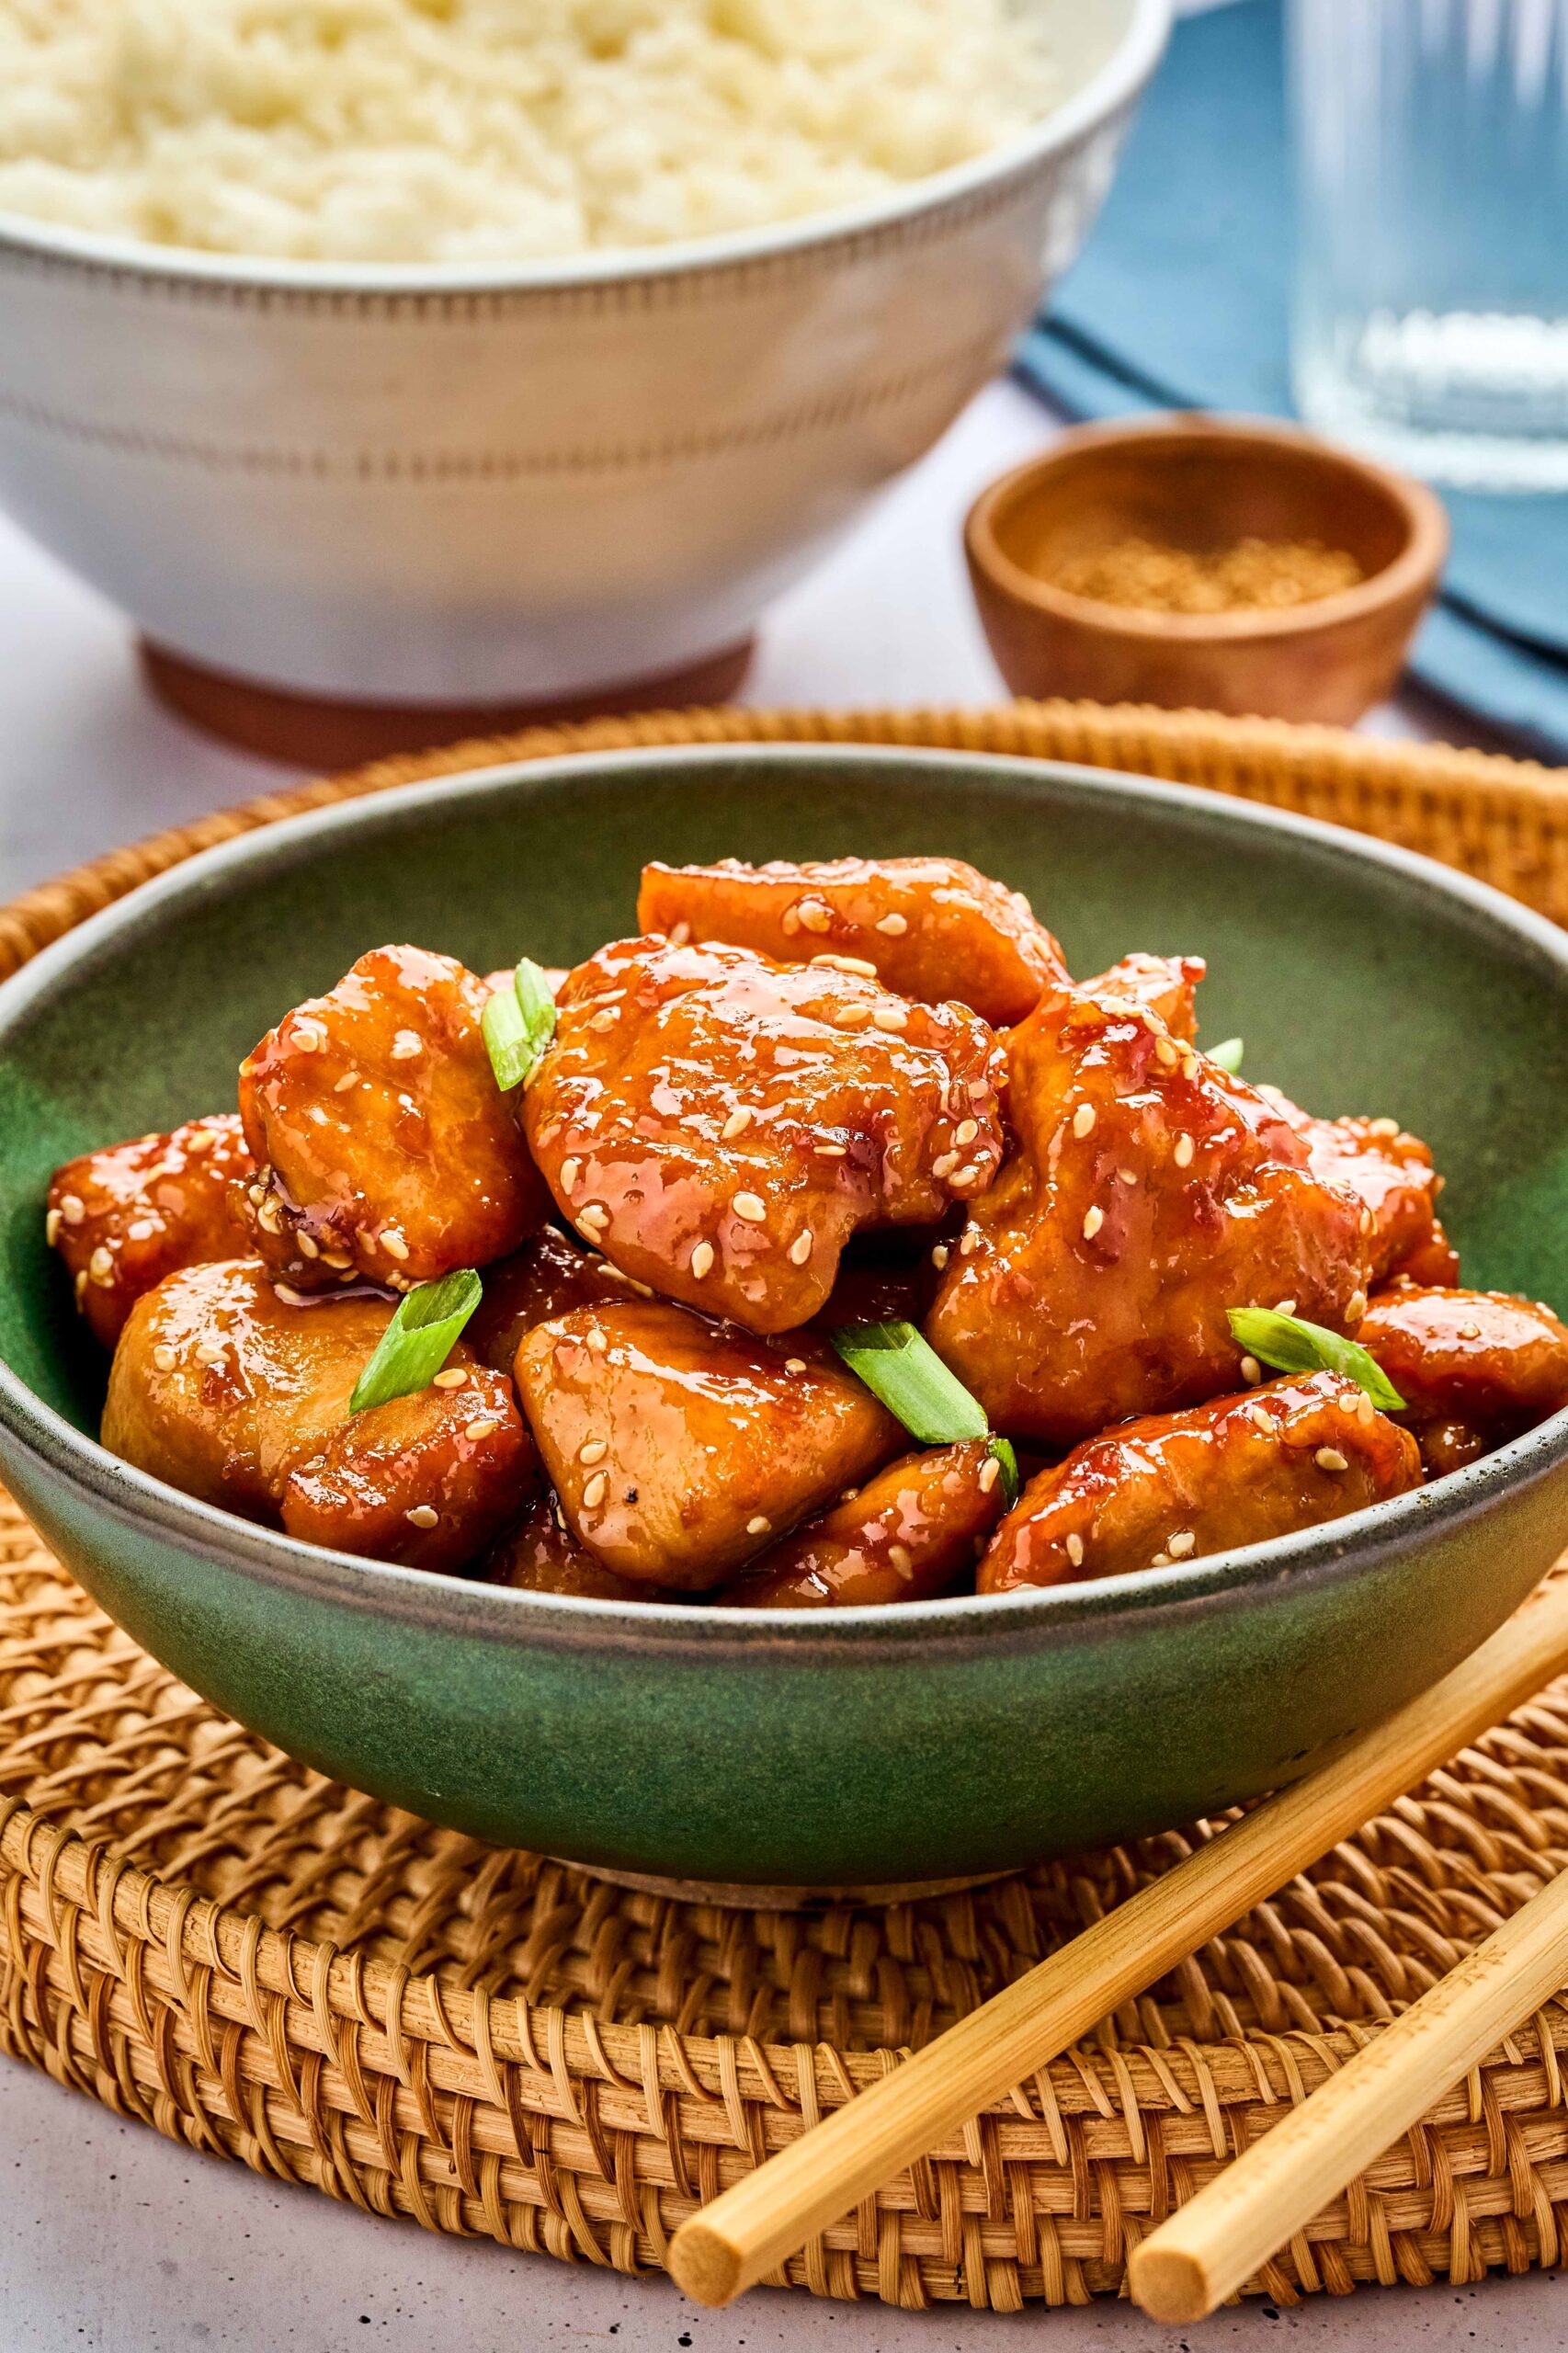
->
[0,0,1167,719]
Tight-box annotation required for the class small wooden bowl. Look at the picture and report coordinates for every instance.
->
[966,414,1449,725]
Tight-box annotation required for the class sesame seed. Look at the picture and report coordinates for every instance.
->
[931,1151,960,1179]
[1359,1208,1374,1236]
[1459,1321,1481,1340]
[238,1059,256,1079]
[256,1197,282,1235]
[784,1358,807,1373]
[296,1232,319,1258]
[876,913,908,937]
[274,1284,312,1307]
[405,1506,439,1530]
[813,952,879,979]
[1275,1298,1297,1316]
[955,1119,980,1146]
[1072,1104,1096,1140]
[391,1030,423,1061]
[185,1126,215,1154]
[559,1157,581,1193]
[1082,1205,1105,1240]
[668,921,691,946]
[582,1472,608,1509]
[931,1244,950,1270]
[969,1079,991,1101]
[732,1192,767,1224]
[814,1142,847,1158]
[1181,1056,1199,1082]
[1358,1392,1375,1424]
[789,1231,812,1266]
[780,909,801,937]
[88,1245,114,1284]
[1247,1402,1274,1430]
[1155,1036,1179,1067]
[871,1005,908,1032]
[585,1326,608,1353]
[721,1108,753,1140]
[322,1249,353,1271]
[335,1070,359,1093]
[126,1218,156,1242]
[1151,1552,1172,1569]
[381,1228,410,1262]
[579,1439,608,1465]
[1119,1167,1139,1186]
[1241,1356,1263,1385]
[153,1344,176,1373]
[293,1024,324,1053]
[888,1542,913,1572]
[835,1006,870,1029]
[959,1230,980,1256]
[577,1204,609,1234]
[796,900,833,934]
[1339,1393,1361,1416]
[1173,1134,1195,1169]
[954,1163,988,1188]
[433,1368,469,1390]
[690,1240,715,1279]
[747,1516,772,1537]
[1317,1447,1349,1472]
[44,1208,62,1247]
[60,1194,85,1226]
[460,1418,496,1443]
[1345,1290,1367,1324]
[1065,1533,1085,1567]
[194,1339,225,1364]
[978,1457,1000,1495]
[1369,1118,1400,1139]
[587,1008,619,1032]
[1167,1530,1196,1559]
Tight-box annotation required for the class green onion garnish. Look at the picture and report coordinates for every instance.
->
[350,1268,483,1414]
[987,1436,1022,1507]
[831,1320,988,1443]
[1209,1036,1244,1074]
[1227,1306,1404,1412]
[483,957,557,1092]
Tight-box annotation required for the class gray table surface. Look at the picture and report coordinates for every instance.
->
[0,376,1556,2351]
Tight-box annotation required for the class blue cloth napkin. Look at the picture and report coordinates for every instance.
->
[1016,0,1568,759]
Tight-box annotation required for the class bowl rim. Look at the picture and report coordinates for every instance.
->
[0,0,1170,298]
[1,736,1565,1664]
[965,412,1452,646]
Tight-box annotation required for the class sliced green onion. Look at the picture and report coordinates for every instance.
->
[987,1436,1022,1507]
[350,1268,483,1414]
[1227,1306,1405,1412]
[831,1319,989,1445]
[1209,1036,1244,1074]
[483,957,557,1092]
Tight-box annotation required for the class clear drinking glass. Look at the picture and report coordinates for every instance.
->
[1290,0,1568,489]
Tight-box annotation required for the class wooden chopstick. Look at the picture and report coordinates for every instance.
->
[666,1573,1568,2308]
[1129,1861,1568,2322]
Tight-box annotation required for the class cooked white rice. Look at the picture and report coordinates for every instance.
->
[0,0,1061,264]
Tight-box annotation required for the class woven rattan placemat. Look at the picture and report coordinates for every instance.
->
[6,699,1568,2313]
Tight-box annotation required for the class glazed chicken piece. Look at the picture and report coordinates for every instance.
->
[1082,951,1205,1041]
[482,1493,666,1601]
[103,1259,532,1569]
[524,937,1005,1335]
[513,1299,902,1588]
[236,945,547,1294]
[637,856,1066,1027]
[1269,1098,1456,1290]
[724,1439,1007,1608]
[927,977,1369,1445]
[281,1363,532,1574]
[1359,1286,1568,1476]
[49,1114,255,1347]
[467,1226,649,1377]
[980,1371,1421,1593]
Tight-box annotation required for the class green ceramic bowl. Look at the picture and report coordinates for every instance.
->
[3,745,1567,1894]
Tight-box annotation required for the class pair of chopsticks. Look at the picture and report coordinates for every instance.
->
[668,1573,1568,2317]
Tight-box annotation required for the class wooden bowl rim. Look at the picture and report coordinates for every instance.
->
[965,412,1450,646]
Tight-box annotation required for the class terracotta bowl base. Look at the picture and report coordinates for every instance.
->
[139,636,756,768]
[558,1859,1014,1912]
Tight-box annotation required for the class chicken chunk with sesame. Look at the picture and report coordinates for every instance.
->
[637,855,1066,1027]
[513,1300,902,1588]
[1359,1286,1568,1476]
[926,977,1369,1445]
[103,1259,533,1568]
[725,1439,1007,1608]
[49,1114,255,1347]
[481,1494,667,1601]
[236,945,548,1294]
[1270,1101,1457,1291]
[524,937,1005,1335]
[979,1371,1421,1592]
